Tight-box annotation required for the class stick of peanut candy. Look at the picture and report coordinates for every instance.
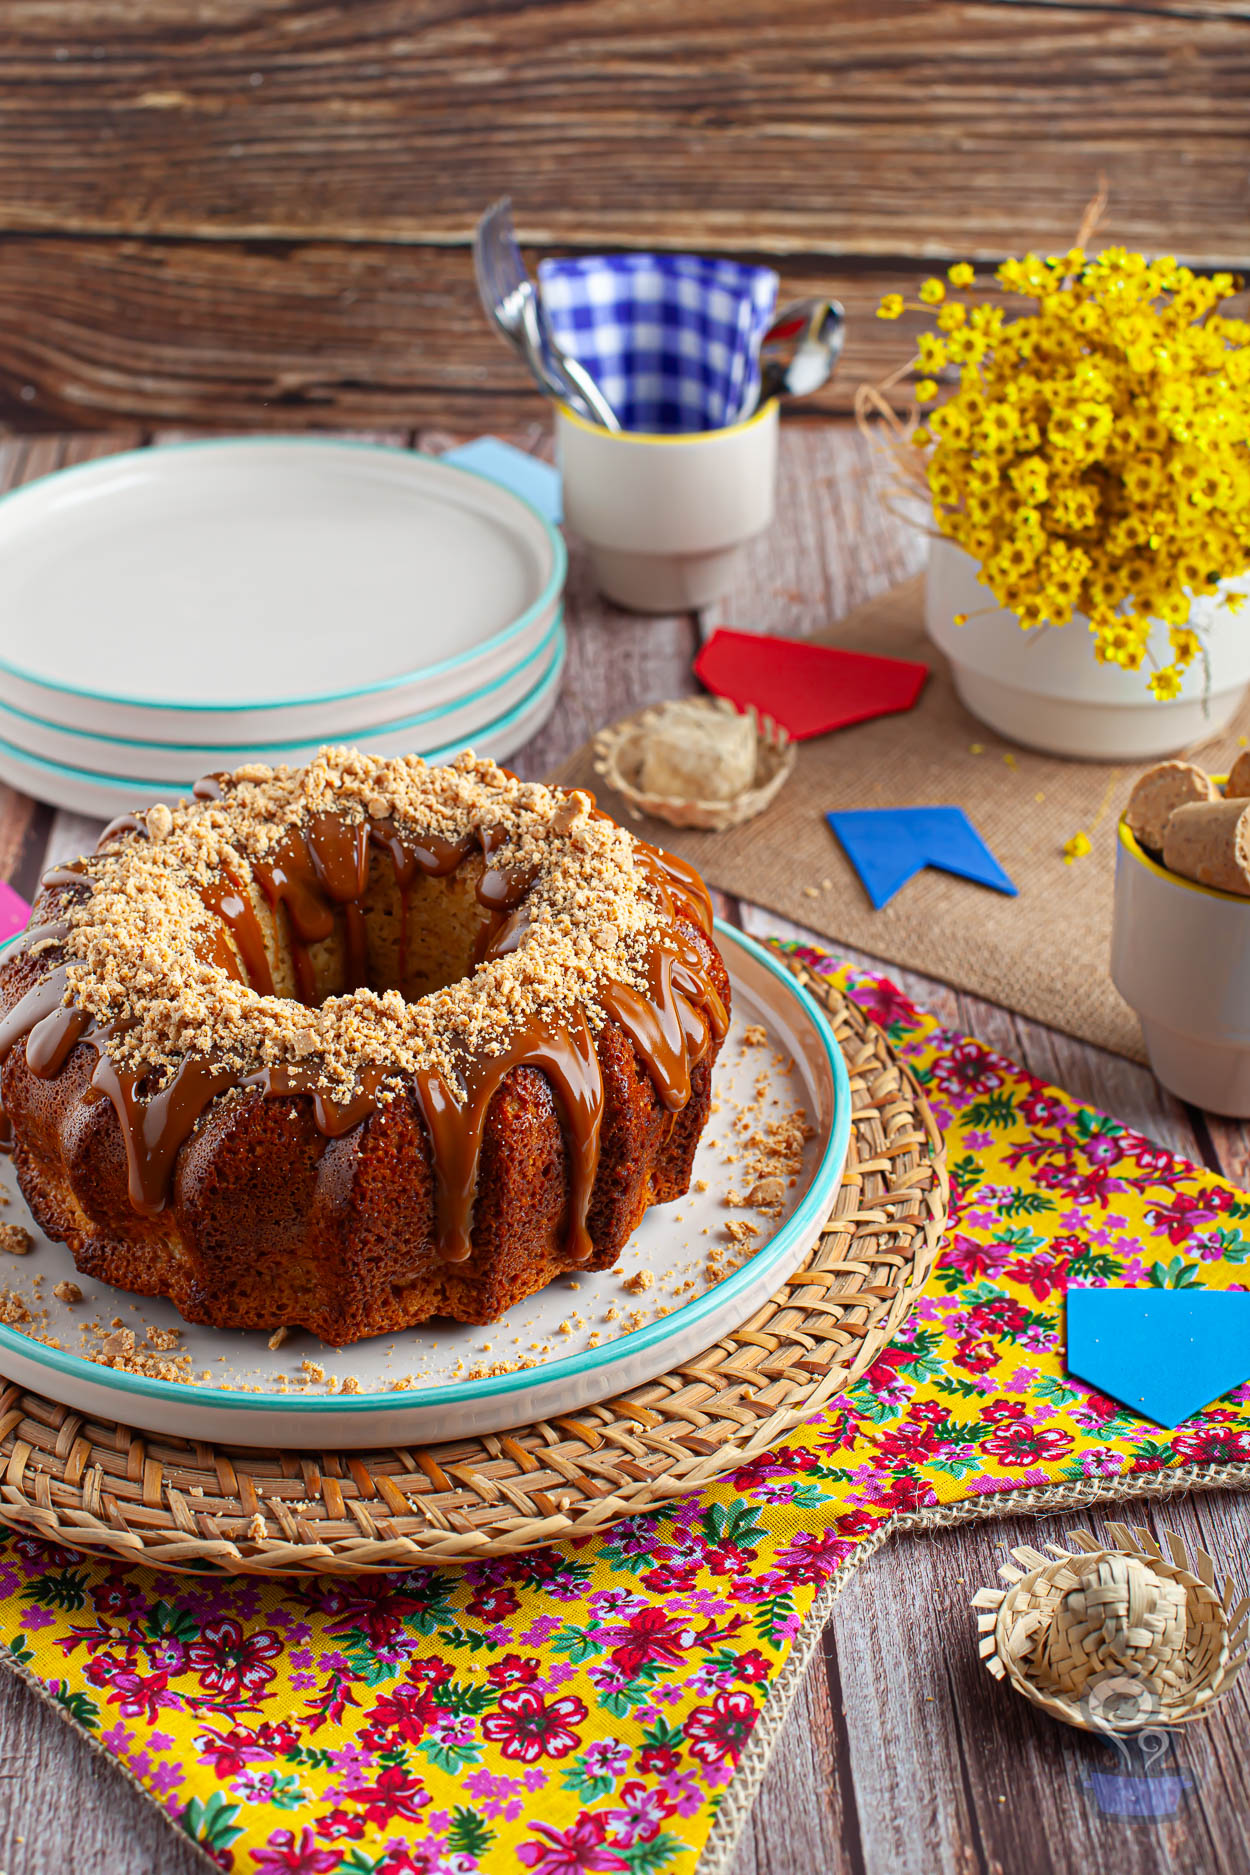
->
[1124,761,1216,853]
[1125,755,1250,895]
[1162,798,1250,895]
[1226,750,1250,799]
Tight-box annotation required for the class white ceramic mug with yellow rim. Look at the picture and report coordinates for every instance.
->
[554,400,779,614]
[1111,781,1250,1114]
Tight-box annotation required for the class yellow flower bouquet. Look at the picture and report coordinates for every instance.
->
[878,250,1250,749]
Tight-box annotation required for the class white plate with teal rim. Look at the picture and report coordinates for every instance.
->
[0,438,566,742]
[0,926,850,1448]
[0,613,565,784]
[0,633,567,817]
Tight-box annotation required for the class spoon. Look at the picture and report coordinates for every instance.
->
[474,199,621,431]
[751,297,846,414]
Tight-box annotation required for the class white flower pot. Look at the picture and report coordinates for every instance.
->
[1111,808,1250,1114]
[925,537,1250,761]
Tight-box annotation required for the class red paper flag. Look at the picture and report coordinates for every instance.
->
[694,629,928,740]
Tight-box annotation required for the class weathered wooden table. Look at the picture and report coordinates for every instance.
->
[0,423,1245,1875]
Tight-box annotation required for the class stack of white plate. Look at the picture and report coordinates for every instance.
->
[0,439,567,816]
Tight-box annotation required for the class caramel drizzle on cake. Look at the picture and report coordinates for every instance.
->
[0,751,727,1269]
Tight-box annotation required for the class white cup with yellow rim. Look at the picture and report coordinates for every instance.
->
[1111,780,1250,1114]
[554,400,779,614]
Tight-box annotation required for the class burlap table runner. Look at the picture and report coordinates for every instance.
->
[556,576,1250,1061]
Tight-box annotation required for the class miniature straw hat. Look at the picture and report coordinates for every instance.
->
[592,695,794,831]
[971,1523,1247,1732]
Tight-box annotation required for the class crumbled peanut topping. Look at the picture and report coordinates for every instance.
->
[725,1219,760,1243]
[38,748,673,1095]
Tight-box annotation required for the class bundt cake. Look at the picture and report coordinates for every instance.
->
[0,748,730,1347]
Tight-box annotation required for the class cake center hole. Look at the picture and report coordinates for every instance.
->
[220,854,499,1007]
[369,856,495,1002]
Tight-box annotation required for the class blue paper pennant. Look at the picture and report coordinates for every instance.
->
[440,437,563,525]
[827,806,1017,911]
[1067,1287,1250,1428]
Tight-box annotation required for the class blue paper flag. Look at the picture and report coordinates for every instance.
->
[441,437,562,525]
[827,806,1017,910]
[1067,1288,1250,1428]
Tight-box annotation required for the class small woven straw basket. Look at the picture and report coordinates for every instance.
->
[971,1523,1247,1732]
[592,697,794,831]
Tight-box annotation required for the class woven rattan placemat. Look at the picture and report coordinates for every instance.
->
[0,951,945,1577]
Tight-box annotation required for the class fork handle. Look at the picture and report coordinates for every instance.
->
[554,351,621,432]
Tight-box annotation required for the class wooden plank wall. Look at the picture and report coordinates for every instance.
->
[1,0,1248,433]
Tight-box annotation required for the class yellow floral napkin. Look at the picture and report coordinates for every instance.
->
[0,947,1246,1875]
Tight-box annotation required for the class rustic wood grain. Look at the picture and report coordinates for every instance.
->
[0,242,958,431]
[699,421,930,645]
[3,0,1249,430]
[0,423,1247,1873]
[0,1661,203,1875]
[728,1658,855,1875]
[1,1,1247,258]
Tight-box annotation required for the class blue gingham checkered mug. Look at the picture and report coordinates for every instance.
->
[537,253,779,435]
